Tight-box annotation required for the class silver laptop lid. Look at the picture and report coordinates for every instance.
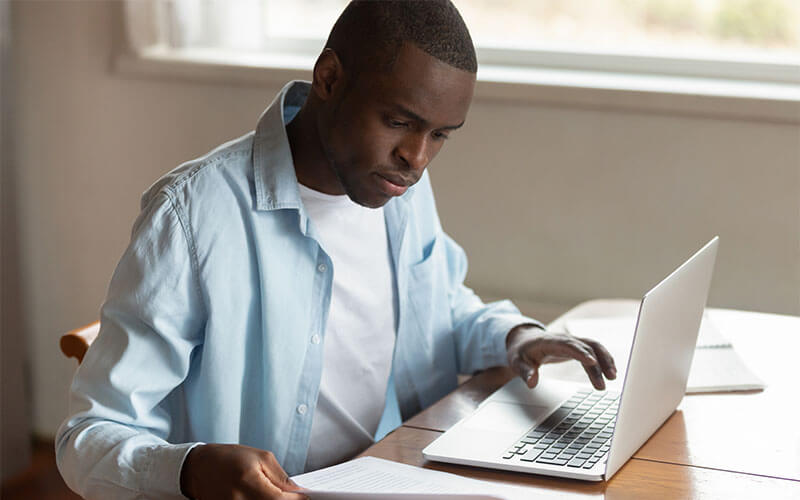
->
[604,237,719,479]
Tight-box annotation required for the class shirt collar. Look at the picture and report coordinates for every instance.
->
[253,80,309,212]
[252,80,417,215]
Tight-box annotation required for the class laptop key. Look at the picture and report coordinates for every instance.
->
[537,457,570,466]
[567,458,587,467]
[520,448,543,462]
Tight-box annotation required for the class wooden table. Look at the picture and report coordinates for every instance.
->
[360,300,800,499]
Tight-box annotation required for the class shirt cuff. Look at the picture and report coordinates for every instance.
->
[145,441,205,499]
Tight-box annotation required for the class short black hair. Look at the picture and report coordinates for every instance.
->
[325,0,477,78]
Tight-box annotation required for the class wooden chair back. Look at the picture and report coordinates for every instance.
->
[60,321,100,364]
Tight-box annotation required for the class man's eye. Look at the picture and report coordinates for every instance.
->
[389,120,408,128]
[433,131,450,140]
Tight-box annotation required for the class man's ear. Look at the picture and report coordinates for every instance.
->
[312,48,346,101]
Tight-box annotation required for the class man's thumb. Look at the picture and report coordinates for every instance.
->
[516,359,539,388]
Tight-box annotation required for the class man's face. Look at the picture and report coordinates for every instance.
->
[319,43,476,208]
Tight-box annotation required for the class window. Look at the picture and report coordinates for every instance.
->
[126,0,800,84]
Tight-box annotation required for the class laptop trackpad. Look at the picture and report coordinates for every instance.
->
[422,392,558,461]
[463,401,550,433]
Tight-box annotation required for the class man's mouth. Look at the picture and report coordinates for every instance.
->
[375,173,414,196]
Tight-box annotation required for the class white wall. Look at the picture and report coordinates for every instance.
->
[8,1,799,437]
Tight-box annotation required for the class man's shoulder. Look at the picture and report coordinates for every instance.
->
[141,131,256,210]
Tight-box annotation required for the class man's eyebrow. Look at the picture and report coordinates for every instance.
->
[394,105,465,130]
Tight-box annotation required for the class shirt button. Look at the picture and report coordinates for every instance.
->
[317,263,327,273]
[311,334,321,345]
[297,404,308,415]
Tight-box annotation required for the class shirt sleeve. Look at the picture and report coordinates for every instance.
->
[55,192,205,500]
[442,231,545,374]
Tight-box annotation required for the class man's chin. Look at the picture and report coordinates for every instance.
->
[340,173,399,208]
[347,191,392,209]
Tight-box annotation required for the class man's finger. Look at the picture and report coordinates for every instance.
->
[580,338,617,379]
[245,474,288,500]
[582,362,606,391]
[252,470,308,500]
[245,482,308,500]
[515,358,540,388]
[567,340,607,390]
[259,453,300,493]
[541,338,600,368]
[534,338,606,389]
[280,492,310,500]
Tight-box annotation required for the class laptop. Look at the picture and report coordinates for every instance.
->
[423,237,719,481]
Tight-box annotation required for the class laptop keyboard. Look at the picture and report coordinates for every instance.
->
[502,389,619,469]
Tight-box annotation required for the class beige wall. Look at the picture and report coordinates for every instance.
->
[8,1,799,437]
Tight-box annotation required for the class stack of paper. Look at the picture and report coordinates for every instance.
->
[292,456,545,499]
[561,314,764,393]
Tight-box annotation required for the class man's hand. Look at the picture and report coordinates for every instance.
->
[180,443,308,500]
[506,325,617,390]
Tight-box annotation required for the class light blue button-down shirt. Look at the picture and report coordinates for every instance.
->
[55,81,541,499]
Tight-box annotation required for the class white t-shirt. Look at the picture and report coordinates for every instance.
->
[299,183,397,471]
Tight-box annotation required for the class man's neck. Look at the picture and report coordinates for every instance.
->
[286,105,344,195]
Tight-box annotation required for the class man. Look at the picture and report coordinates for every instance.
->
[56,1,616,499]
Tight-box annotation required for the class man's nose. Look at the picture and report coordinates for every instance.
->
[396,133,430,172]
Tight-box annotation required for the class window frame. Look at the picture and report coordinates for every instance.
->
[177,34,800,85]
[476,44,800,85]
[116,0,800,125]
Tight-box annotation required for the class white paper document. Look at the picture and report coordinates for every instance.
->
[292,456,543,499]
[562,314,764,393]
